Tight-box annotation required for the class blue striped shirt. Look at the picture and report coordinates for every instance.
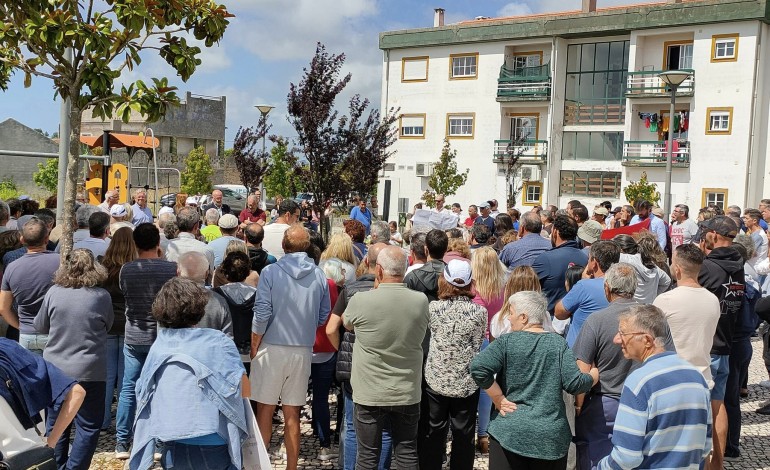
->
[597,351,712,470]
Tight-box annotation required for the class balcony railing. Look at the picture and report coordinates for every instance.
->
[626,69,695,97]
[493,140,548,164]
[564,99,626,125]
[622,140,690,167]
[497,63,551,101]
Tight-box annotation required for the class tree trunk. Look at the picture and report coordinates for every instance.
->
[58,103,82,261]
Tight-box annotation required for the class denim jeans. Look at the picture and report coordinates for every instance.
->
[103,335,125,429]
[116,343,152,445]
[477,338,492,437]
[19,333,48,355]
[47,381,106,470]
[161,442,237,470]
[311,354,336,447]
[575,394,619,470]
[342,388,391,470]
[354,402,419,470]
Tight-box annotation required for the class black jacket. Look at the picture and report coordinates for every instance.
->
[404,259,446,302]
[698,246,745,355]
[247,246,274,274]
[201,202,231,215]
[213,283,256,356]
[334,274,375,393]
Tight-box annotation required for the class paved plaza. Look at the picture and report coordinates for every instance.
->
[89,338,770,469]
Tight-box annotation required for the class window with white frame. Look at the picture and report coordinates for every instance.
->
[712,35,739,62]
[511,54,541,71]
[399,114,425,138]
[447,114,474,138]
[702,189,728,210]
[707,108,732,134]
[524,183,542,205]
[451,54,477,79]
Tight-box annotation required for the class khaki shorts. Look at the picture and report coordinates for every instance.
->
[250,343,312,406]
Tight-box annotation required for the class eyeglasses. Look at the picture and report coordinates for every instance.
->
[617,330,648,338]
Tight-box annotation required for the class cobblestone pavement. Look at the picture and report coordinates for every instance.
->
[89,338,770,469]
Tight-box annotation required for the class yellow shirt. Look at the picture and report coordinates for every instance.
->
[200,225,222,243]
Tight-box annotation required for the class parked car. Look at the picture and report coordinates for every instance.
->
[158,187,246,216]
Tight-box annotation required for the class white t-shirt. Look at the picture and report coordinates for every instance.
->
[670,218,699,250]
[0,398,45,458]
[749,229,768,269]
[262,222,290,259]
[405,262,425,275]
[653,286,721,388]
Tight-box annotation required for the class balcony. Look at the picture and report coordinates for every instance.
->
[622,140,690,167]
[493,140,548,164]
[497,64,551,101]
[564,99,626,125]
[626,69,695,97]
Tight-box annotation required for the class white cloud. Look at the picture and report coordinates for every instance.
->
[497,3,534,17]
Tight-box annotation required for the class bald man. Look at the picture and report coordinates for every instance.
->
[250,224,330,469]
[177,251,233,338]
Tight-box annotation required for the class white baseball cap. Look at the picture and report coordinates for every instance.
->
[443,259,472,287]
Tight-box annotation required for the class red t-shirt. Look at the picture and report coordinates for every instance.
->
[313,279,339,353]
[238,207,266,224]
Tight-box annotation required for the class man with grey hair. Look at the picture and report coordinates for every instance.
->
[0,199,9,232]
[670,203,699,251]
[200,207,222,243]
[165,206,214,270]
[157,211,176,255]
[499,211,551,269]
[56,204,100,252]
[572,262,642,469]
[177,251,233,338]
[369,221,390,245]
[597,305,711,470]
[131,189,153,225]
[98,189,120,213]
[343,246,429,469]
[0,218,60,354]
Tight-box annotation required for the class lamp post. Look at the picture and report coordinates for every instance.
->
[255,105,274,201]
[657,70,691,219]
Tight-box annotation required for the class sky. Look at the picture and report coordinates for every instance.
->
[0,0,644,147]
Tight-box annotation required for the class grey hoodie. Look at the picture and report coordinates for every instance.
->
[252,252,331,347]
[619,253,671,304]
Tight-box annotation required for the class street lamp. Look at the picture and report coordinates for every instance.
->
[657,70,691,219]
[254,105,274,201]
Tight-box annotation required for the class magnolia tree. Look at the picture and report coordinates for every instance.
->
[0,0,232,257]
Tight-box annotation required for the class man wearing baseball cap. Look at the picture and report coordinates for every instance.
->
[697,215,745,470]
[474,202,495,233]
[591,207,608,228]
[208,213,242,268]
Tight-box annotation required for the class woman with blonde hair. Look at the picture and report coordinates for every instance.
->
[470,246,507,454]
[444,237,472,264]
[491,266,543,339]
[320,232,357,283]
[34,249,113,469]
[99,227,137,430]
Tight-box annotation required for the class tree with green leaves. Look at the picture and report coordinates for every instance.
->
[180,147,213,195]
[287,42,398,241]
[33,158,59,194]
[0,0,232,257]
[422,139,469,209]
[263,136,303,199]
[624,171,661,206]
[232,116,271,194]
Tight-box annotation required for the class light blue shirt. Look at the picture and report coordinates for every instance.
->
[131,204,153,225]
[630,213,667,250]
[73,236,110,259]
[208,235,242,268]
[350,206,372,234]
[130,328,247,470]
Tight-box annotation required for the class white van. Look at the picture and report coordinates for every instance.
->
[215,184,248,198]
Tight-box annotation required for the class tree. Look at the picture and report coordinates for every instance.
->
[502,137,527,209]
[263,136,303,199]
[422,139,469,209]
[231,116,271,194]
[287,43,398,240]
[624,171,661,206]
[33,158,59,194]
[180,146,213,195]
[0,1,233,258]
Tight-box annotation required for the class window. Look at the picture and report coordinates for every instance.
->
[508,52,543,76]
[702,188,728,210]
[446,113,475,138]
[523,182,542,206]
[401,56,429,82]
[450,53,478,79]
[706,107,733,134]
[560,171,621,198]
[561,132,623,161]
[712,35,739,62]
[565,41,629,124]
[664,41,693,70]
[399,114,426,138]
[510,115,538,142]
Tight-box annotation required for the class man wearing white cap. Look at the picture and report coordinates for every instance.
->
[110,204,134,233]
[474,202,495,233]
[208,214,243,268]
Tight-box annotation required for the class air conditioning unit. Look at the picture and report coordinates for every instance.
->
[415,162,433,177]
[518,165,541,181]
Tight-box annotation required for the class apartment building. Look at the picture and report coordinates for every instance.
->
[378,0,770,218]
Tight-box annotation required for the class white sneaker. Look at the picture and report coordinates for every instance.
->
[318,447,338,461]
[760,380,770,389]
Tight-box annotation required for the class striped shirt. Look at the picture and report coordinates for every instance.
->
[597,351,712,470]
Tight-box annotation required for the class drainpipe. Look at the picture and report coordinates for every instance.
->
[743,24,762,208]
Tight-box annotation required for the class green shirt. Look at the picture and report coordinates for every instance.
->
[344,283,429,406]
[200,225,222,243]
[470,332,593,460]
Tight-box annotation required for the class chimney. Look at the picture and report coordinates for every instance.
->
[434,8,445,27]
[582,0,597,13]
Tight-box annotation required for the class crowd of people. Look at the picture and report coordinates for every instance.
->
[1,187,769,470]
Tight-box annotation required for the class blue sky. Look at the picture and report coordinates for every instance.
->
[0,0,641,147]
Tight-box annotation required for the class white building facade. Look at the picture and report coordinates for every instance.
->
[377,0,770,220]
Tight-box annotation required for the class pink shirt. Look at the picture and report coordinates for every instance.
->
[472,289,505,339]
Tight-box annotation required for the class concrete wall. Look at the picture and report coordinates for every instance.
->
[0,118,59,192]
